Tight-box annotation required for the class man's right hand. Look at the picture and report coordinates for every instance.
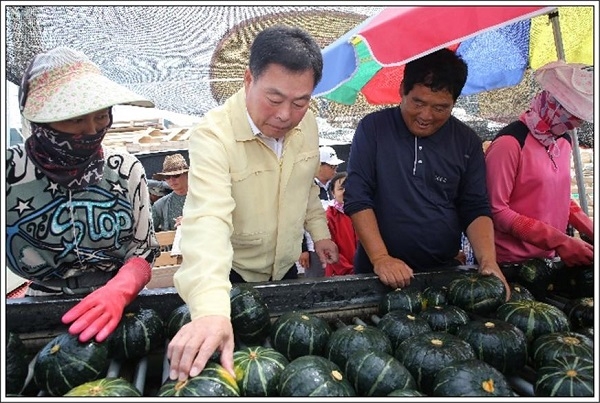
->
[372,255,414,289]
[167,315,235,381]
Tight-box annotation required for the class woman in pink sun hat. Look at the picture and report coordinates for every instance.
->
[6,47,160,344]
[485,60,594,267]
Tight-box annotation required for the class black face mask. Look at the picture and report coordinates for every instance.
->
[24,114,111,190]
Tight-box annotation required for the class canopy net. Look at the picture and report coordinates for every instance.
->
[3,4,594,146]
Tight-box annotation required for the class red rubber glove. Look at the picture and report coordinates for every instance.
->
[568,200,594,240]
[61,257,152,343]
[510,215,593,267]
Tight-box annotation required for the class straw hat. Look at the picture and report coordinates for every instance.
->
[153,154,189,180]
[20,46,154,123]
[535,60,593,122]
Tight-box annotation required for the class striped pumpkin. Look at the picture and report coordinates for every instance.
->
[233,346,289,396]
[376,310,432,351]
[421,286,448,310]
[110,307,165,361]
[326,324,392,370]
[64,377,141,396]
[230,284,271,346]
[33,332,110,396]
[344,349,416,396]
[417,304,470,334]
[395,331,476,395]
[508,283,536,302]
[531,331,594,370]
[277,355,355,396]
[432,359,515,396]
[379,287,423,315]
[165,303,191,340]
[534,356,594,397]
[270,311,332,361]
[447,273,506,315]
[455,319,528,375]
[158,362,240,396]
[495,300,570,343]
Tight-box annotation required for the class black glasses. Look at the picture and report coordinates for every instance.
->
[165,174,183,180]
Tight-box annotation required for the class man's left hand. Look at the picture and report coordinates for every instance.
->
[478,261,511,301]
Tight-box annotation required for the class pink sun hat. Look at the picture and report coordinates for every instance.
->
[535,60,593,123]
[19,46,154,123]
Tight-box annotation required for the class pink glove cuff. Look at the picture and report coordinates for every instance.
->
[122,256,152,285]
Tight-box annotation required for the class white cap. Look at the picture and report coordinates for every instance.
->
[319,146,344,165]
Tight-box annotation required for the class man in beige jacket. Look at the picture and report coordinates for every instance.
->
[167,25,339,381]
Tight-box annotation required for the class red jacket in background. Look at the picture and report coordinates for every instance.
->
[325,206,358,276]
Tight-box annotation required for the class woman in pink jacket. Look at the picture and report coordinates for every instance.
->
[485,60,593,266]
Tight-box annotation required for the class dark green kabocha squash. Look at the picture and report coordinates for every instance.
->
[421,285,448,309]
[495,300,570,343]
[432,359,515,397]
[379,286,423,315]
[33,332,110,396]
[165,303,191,340]
[6,331,30,395]
[233,346,289,397]
[158,361,240,396]
[344,349,416,396]
[447,272,506,315]
[230,284,271,346]
[417,304,470,334]
[455,319,528,375]
[387,388,426,396]
[375,309,432,351]
[552,263,594,298]
[270,311,332,361]
[531,331,594,370]
[508,282,536,302]
[109,307,165,361]
[515,258,558,300]
[534,356,594,397]
[325,324,392,370]
[64,377,142,396]
[277,355,355,396]
[561,297,593,328]
[394,331,476,395]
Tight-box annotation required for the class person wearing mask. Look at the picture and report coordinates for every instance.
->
[167,25,339,381]
[325,171,357,276]
[151,153,189,231]
[344,48,510,298]
[485,60,593,266]
[6,47,159,343]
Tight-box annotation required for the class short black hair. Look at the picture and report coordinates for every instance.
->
[328,171,348,198]
[401,48,468,102]
[249,24,323,88]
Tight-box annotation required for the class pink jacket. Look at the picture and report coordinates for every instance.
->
[485,132,572,263]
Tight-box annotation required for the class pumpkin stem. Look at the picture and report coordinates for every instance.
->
[174,379,189,391]
[561,336,581,345]
[50,344,61,354]
[482,379,495,393]
[331,370,343,381]
[89,386,103,396]
[566,369,578,377]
